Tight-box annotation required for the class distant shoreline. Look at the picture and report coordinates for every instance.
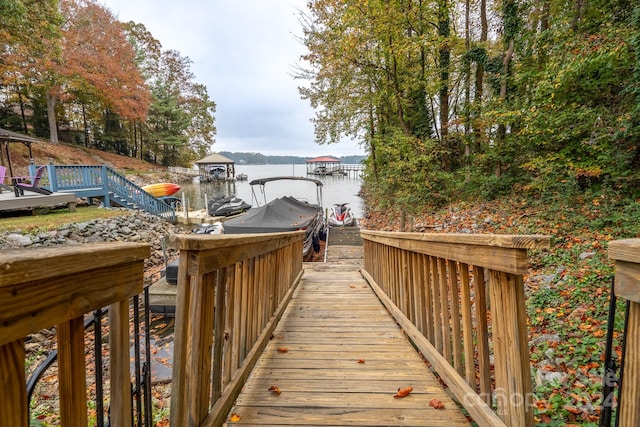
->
[219,152,366,166]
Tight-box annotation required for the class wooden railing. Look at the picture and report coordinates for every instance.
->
[608,239,640,426]
[0,242,150,427]
[168,166,199,176]
[360,231,551,427]
[168,231,305,427]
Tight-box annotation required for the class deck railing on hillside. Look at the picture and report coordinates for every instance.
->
[0,242,150,427]
[168,166,199,176]
[169,231,305,427]
[608,239,640,426]
[29,164,175,221]
[360,230,551,427]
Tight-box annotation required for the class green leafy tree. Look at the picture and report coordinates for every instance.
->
[143,50,215,166]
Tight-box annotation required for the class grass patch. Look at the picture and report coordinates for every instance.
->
[0,206,130,234]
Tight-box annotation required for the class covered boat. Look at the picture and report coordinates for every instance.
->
[223,176,326,258]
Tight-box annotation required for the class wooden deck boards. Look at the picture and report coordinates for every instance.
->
[225,263,471,426]
[0,189,76,213]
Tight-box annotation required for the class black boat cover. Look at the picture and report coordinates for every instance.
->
[223,196,320,233]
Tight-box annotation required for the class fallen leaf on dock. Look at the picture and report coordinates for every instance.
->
[393,386,413,398]
[269,385,282,395]
[429,398,445,409]
[357,359,365,364]
[229,413,241,422]
[277,347,288,353]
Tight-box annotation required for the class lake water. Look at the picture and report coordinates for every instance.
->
[176,164,365,218]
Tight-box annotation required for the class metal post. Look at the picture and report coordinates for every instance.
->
[94,308,104,427]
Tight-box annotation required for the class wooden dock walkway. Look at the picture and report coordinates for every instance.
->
[325,224,364,265]
[225,252,471,425]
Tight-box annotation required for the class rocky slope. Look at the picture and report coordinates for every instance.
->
[1,210,189,284]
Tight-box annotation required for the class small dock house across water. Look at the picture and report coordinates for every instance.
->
[196,153,236,182]
[306,156,342,176]
[306,156,364,177]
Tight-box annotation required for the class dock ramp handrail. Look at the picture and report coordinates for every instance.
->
[607,239,640,426]
[360,230,551,426]
[0,242,150,426]
[168,231,306,426]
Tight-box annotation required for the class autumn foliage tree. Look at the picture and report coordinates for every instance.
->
[0,0,62,136]
[0,0,215,166]
[42,0,150,145]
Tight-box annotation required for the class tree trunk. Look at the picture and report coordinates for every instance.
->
[369,104,379,182]
[473,0,487,153]
[18,90,28,135]
[538,0,551,66]
[133,122,138,159]
[540,0,550,31]
[572,0,586,30]
[438,0,451,171]
[464,0,471,173]
[46,91,59,144]
[495,39,515,177]
[82,103,89,147]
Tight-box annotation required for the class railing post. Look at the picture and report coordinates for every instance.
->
[58,316,88,426]
[0,340,28,427]
[608,239,640,425]
[47,164,59,192]
[101,165,111,206]
[489,270,534,427]
[620,302,640,424]
[110,299,133,427]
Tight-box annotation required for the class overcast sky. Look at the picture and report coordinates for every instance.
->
[101,0,364,158]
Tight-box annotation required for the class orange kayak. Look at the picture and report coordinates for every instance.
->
[142,183,181,197]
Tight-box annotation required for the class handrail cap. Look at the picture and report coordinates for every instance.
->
[360,230,551,250]
[609,238,640,263]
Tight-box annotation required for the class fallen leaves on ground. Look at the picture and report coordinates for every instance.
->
[277,347,288,353]
[229,413,241,422]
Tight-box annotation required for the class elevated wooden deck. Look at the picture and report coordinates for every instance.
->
[225,235,470,426]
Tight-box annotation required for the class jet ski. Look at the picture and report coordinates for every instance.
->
[328,203,355,227]
[207,196,251,217]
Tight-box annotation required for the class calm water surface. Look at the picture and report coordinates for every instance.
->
[176,164,365,218]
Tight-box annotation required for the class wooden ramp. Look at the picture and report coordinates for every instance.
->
[225,262,471,426]
[325,224,364,265]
